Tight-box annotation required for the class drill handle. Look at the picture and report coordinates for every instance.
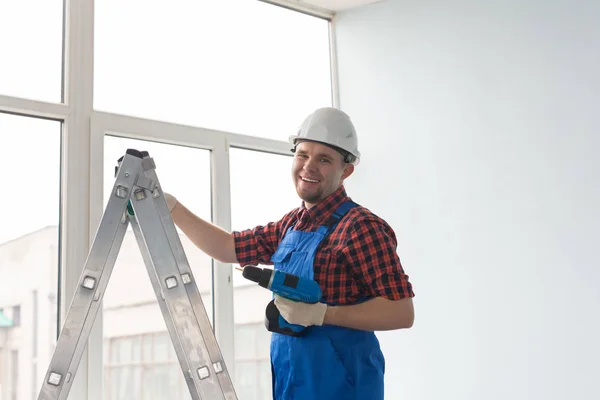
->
[264,299,307,337]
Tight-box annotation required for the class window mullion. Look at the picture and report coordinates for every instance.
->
[211,137,235,378]
[61,0,96,399]
[328,19,340,108]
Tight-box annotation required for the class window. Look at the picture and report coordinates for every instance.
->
[94,0,332,139]
[102,135,212,400]
[0,113,60,398]
[2,0,335,398]
[230,148,299,398]
[0,1,64,102]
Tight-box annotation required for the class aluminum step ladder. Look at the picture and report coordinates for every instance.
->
[37,149,238,400]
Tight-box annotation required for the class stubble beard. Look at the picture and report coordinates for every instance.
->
[297,185,323,205]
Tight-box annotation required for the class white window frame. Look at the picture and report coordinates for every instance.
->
[89,111,292,387]
[0,0,339,398]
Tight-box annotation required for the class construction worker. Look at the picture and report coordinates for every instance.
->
[164,107,415,400]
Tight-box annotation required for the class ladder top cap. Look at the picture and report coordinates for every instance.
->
[126,149,145,158]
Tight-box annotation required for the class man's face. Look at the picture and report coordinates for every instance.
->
[291,141,354,208]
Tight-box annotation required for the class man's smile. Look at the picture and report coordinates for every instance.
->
[301,177,320,183]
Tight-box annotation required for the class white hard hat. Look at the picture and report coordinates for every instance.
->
[289,107,361,165]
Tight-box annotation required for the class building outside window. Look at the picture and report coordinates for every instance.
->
[10,307,20,328]
[0,114,61,400]
[104,332,192,400]
[11,350,18,400]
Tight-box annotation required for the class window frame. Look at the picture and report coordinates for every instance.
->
[0,0,338,399]
[89,110,292,384]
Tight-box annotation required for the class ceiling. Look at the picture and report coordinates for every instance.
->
[298,0,386,12]
[266,0,387,14]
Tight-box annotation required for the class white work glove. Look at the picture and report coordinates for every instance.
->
[274,294,328,327]
[164,192,178,212]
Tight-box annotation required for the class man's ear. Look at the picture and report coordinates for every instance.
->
[342,163,355,180]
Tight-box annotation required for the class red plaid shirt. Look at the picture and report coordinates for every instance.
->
[233,186,414,305]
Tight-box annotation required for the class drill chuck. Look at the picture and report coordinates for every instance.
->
[241,265,272,288]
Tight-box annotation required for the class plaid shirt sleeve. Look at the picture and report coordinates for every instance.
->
[232,211,295,266]
[341,217,414,300]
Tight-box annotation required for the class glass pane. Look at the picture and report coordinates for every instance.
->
[153,332,171,363]
[141,367,155,400]
[133,366,142,399]
[110,337,133,365]
[94,0,332,139]
[256,325,272,360]
[112,366,134,400]
[258,359,272,399]
[235,324,258,360]
[0,1,63,102]
[102,136,212,399]
[230,148,298,399]
[131,337,142,362]
[142,335,153,362]
[0,113,60,397]
[235,361,259,400]
[141,365,180,399]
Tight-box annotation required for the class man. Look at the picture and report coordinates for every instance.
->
[164,107,415,400]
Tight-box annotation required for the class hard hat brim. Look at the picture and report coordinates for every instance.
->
[288,136,360,165]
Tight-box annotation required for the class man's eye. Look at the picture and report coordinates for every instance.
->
[321,158,331,163]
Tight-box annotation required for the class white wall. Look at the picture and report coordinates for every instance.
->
[335,1,600,399]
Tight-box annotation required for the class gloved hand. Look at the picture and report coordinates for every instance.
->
[164,192,178,212]
[274,294,327,327]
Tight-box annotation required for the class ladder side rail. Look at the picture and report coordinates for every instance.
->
[129,215,202,400]
[38,152,142,399]
[143,165,238,400]
[129,163,226,399]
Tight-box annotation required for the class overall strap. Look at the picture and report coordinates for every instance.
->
[316,201,358,236]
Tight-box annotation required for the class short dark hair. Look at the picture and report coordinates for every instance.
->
[291,139,356,164]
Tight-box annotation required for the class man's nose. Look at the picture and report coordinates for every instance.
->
[304,157,319,172]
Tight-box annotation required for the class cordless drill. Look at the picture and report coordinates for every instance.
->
[241,265,322,337]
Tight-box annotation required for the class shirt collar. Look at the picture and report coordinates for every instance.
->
[297,185,351,227]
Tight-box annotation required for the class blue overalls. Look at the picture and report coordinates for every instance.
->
[269,201,385,400]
